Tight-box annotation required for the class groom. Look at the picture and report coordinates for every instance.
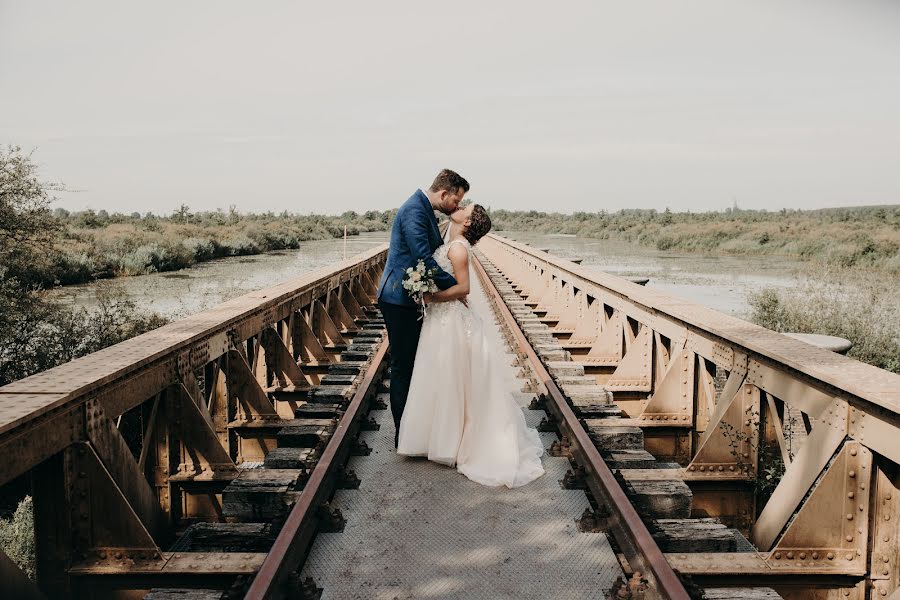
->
[377,169,470,447]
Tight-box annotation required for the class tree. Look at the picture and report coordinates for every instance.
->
[173,204,192,223]
[0,146,61,283]
[660,207,673,225]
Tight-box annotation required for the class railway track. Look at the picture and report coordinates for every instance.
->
[1,233,898,599]
[473,249,783,600]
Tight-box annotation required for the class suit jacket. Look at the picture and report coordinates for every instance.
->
[377,189,458,306]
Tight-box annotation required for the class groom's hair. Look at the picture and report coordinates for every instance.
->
[463,204,492,246]
[429,169,470,194]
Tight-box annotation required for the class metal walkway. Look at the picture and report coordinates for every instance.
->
[300,301,623,599]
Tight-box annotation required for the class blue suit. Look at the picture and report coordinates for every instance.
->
[377,189,458,445]
[377,189,457,306]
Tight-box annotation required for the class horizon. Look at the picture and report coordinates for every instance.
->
[3,1,899,215]
[51,201,900,220]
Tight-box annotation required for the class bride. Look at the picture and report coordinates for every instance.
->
[396,203,545,488]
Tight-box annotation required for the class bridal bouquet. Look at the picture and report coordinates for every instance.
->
[402,260,439,318]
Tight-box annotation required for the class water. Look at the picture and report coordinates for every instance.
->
[49,232,390,319]
[50,231,804,320]
[501,231,804,318]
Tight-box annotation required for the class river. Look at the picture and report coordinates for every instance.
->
[50,231,805,320]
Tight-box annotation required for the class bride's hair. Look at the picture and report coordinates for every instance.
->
[463,204,492,245]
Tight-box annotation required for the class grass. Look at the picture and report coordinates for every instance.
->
[748,268,900,374]
[33,207,393,286]
[491,205,900,274]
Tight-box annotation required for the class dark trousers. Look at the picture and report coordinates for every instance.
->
[378,300,423,446]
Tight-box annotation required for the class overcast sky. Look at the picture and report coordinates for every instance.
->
[2,1,899,215]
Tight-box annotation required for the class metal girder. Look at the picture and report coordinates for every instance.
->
[84,397,168,542]
[606,324,653,392]
[752,398,850,550]
[292,313,330,367]
[767,441,871,573]
[697,358,748,449]
[166,384,238,479]
[686,383,759,479]
[327,289,358,334]
[0,397,82,486]
[312,300,346,348]
[0,549,45,600]
[583,310,623,364]
[638,340,693,424]
[260,327,310,391]
[224,349,279,422]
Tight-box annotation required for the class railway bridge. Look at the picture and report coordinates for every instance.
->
[1,233,898,600]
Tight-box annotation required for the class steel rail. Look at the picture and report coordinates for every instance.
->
[483,234,899,416]
[245,338,389,600]
[472,252,691,600]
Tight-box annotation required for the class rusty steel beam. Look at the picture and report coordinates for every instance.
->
[483,234,899,423]
[472,253,691,600]
[244,338,389,600]
[0,245,387,488]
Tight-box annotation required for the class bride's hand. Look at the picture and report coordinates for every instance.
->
[423,292,434,305]
[458,297,468,308]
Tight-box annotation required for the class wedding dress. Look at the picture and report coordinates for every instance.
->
[396,236,545,488]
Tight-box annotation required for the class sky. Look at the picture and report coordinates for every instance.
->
[2,1,899,215]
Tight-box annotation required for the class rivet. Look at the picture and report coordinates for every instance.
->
[827,552,835,560]
[846,513,853,520]
[884,557,891,563]
[799,552,806,559]
[848,492,855,499]
[689,466,695,471]
[846,553,855,560]
[846,535,853,542]
[849,448,857,456]
[700,466,706,471]
[718,466,724,471]
[812,552,819,559]
[848,470,856,478]
[729,466,735,471]
[773,553,781,560]
[786,552,794,559]
[888,493,893,500]
[885,514,891,521]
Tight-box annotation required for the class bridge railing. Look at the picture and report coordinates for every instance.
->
[0,243,387,597]
[479,233,899,596]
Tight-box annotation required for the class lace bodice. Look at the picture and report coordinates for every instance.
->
[428,238,474,333]
[434,238,470,274]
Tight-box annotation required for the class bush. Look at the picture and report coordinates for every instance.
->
[749,269,900,374]
[0,277,168,386]
[0,496,34,579]
[223,234,260,256]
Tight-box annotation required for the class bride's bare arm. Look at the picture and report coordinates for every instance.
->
[428,245,470,303]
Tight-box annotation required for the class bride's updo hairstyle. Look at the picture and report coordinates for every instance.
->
[463,204,492,245]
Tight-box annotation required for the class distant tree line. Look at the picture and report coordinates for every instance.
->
[490,205,900,273]
[25,204,395,286]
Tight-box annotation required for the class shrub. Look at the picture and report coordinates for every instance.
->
[0,496,34,579]
[749,269,900,374]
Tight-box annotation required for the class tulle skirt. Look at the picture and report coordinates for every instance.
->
[397,269,544,488]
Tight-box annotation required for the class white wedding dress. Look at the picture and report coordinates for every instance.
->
[396,236,545,488]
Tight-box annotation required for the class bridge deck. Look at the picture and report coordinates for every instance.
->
[300,274,622,599]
